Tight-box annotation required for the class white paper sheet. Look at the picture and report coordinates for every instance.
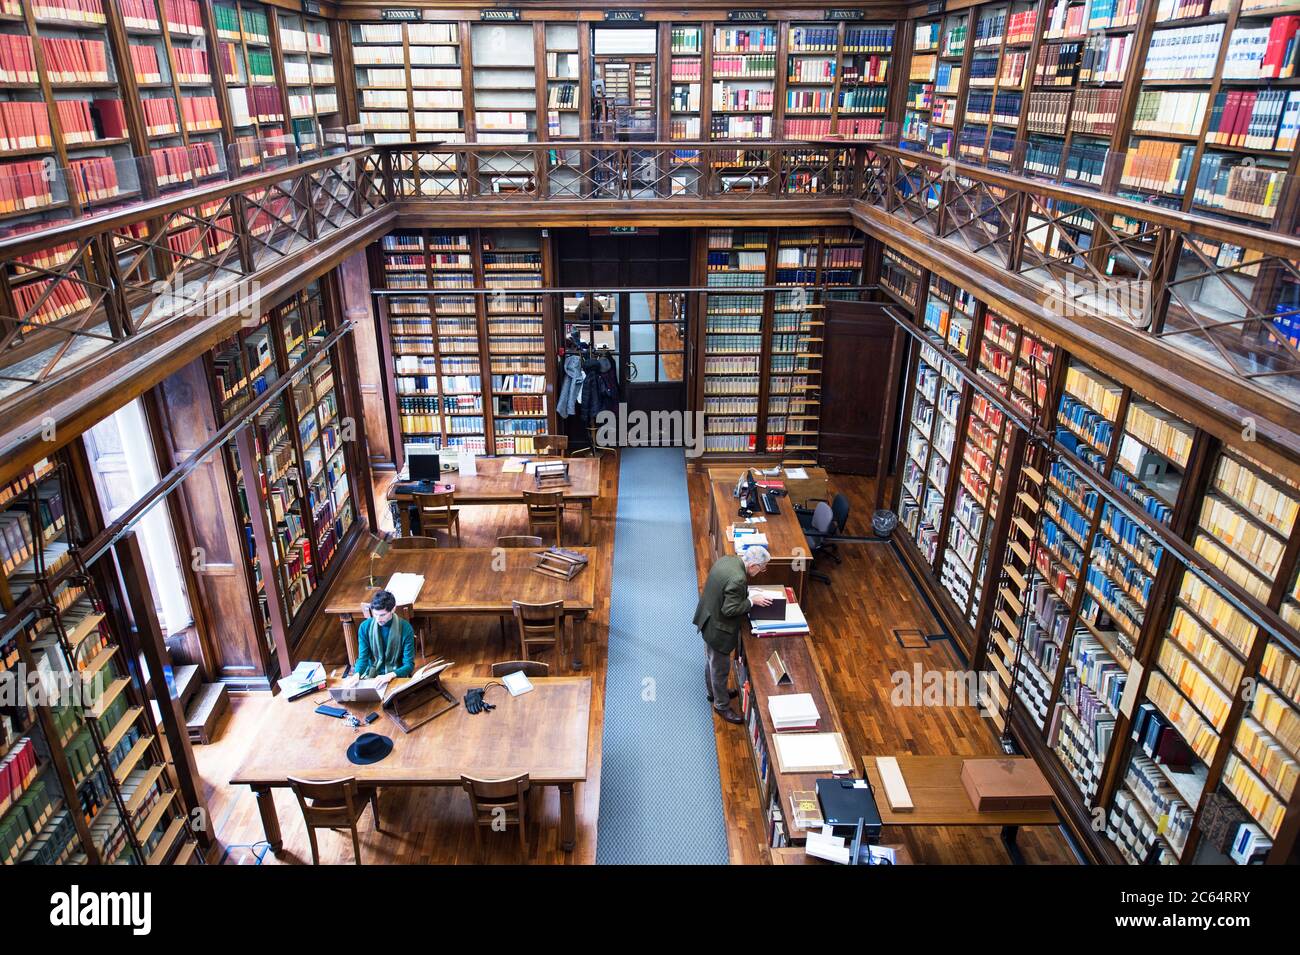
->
[385,572,425,607]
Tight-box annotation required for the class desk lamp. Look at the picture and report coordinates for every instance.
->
[367,535,391,588]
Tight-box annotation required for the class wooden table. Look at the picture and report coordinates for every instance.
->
[388,457,601,544]
[737,626,856,845]
[708,478,813,601]
[862,755,1060,864]
[770,844,912,865]
[324,545,597,669]
[230,676,591,853]
[705,466,831,509]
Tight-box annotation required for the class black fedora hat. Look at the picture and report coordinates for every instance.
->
[347,732,394,765]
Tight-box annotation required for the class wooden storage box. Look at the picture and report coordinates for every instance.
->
[959,758,1053,812]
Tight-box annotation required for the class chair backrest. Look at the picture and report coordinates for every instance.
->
[513,600,564,646]
[535,434,569,456]
[830,493,850,534]
[514,599,564,625]
[522,489,563,513]
[289,776,360,828]
[460,773,530,816]
[810,500,835,534]
[414,491,455,512]
[496,535,544,548]
[389,535,439,550]
[490,659,550,678]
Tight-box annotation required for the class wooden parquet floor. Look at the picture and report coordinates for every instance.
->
[194,455,1076,864]
[691,470,1078,865]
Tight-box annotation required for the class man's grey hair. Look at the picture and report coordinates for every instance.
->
[740,546,771,569]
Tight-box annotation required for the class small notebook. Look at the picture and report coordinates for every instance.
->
[501,670,535,697]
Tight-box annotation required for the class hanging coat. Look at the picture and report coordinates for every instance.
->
[557,351,585,419]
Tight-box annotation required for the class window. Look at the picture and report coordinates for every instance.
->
[84,400,193,637]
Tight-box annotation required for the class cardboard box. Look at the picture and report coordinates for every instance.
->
[960,758,1054,812]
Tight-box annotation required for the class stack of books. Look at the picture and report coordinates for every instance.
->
[768,693,821,730]
[748,586,809,637]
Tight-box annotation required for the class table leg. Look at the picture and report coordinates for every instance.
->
[559,783,576,852]
[582,500,592,544]
[253,785,283,853]
[340,614,358,666]
[568,614,583,670]
[1000,825,1025,865]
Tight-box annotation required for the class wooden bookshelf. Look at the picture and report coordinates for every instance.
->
[209,281,356,644]
[483,228,546,455]
[275,8,339,155]
[0,458,200,865]
[377,227,557,458]
[885,254,1300,861]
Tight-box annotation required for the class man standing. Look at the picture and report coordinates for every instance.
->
[693,547,772,724]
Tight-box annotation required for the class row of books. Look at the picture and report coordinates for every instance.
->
[0,33,37,83]
[1043,0,1140,38]
[120,0,204,35]
[41,37,109,84]
[1222,17,1299,80]
[32,0,107,27]
[1193,156,1287,220]
[1120,139,1195,197]
[1132,90,1209,136]
[1206,89,1300,152]
[712,54,776,78]
[213,3,268,44]
[1143,25,1225,80]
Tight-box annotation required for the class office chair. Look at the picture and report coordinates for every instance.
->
[288,776,381,865]
[796,493,850,585]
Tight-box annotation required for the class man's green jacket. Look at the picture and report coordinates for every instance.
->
[692,555,752,654]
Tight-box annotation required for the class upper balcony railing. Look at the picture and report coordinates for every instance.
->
[367,139,873,203]
[0,134,1296,470]
[853,141,1300,415]
[0,140,384,424]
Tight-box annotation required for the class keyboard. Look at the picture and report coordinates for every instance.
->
[761,491,780,515]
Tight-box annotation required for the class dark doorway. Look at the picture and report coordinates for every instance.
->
[556,230,691,440]
[819,300,898,474]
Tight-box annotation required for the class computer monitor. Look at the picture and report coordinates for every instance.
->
[735,469,759,513]
[409,450,441,482]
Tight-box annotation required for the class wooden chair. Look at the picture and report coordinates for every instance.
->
[288,776,380,865]
[512,599,564,667]
[389,535,439,551]
[460,773,530,861]
[490,660,550,678]
[413,491,460,546]
[496,535,544,549]
[534,434,569,457]
[494,536,544,637]
[522,489,564,545]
